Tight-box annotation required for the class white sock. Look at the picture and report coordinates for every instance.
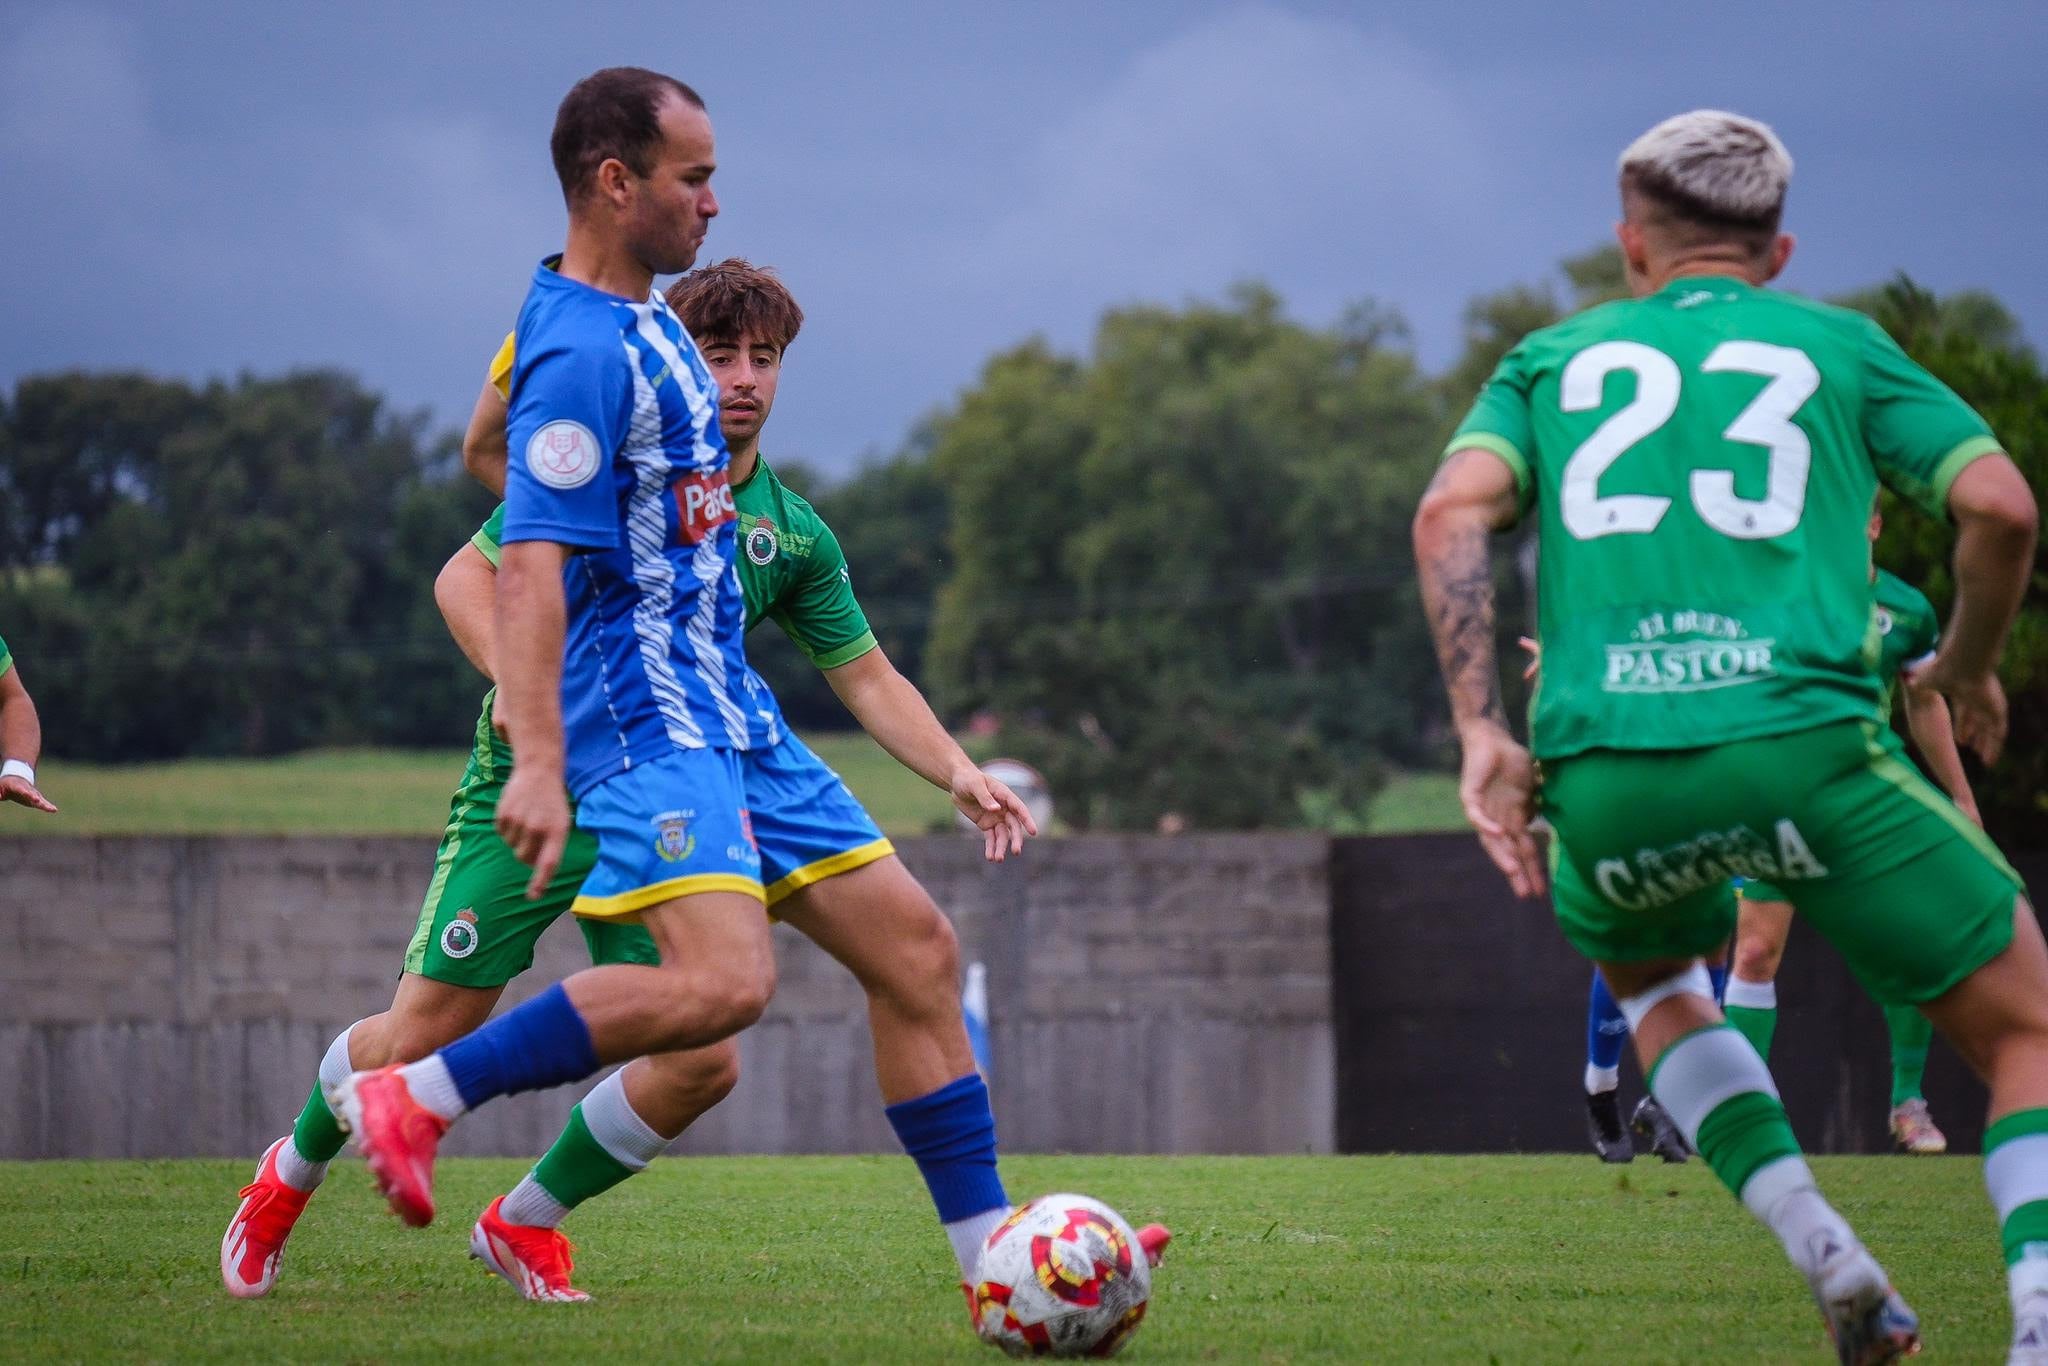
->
[1724,977,1777,1011]
[2013,1250,2048,1311]
[276,1024,358,1191]
[581,1069,672,1168]
[499,1175,572,1230]
[1741,1154,1865,1284]
[399,1054,468,1121]
[945,1206,1013,1282]
[1584,1063,1620,1095]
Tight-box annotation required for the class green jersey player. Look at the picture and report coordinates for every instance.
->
[1416,110,2040,1364]
[1723,506,1985,1156]
[0,633,57,814]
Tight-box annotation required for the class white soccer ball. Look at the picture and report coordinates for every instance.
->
[970,1193,1151,1358]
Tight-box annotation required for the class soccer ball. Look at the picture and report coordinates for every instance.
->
[970,1193,1151,1358]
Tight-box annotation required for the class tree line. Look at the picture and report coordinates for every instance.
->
[2,251,2041,841]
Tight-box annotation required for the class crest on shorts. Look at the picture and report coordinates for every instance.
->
[653,810,697,863]
[441,907,480,959]
[744,516,780,566]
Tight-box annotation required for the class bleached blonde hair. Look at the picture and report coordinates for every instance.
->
[1618,110,1792,237]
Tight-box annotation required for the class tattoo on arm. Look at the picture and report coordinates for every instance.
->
[1423,522,1507,729]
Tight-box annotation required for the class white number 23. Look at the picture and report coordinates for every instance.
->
[1559,340,1818,540]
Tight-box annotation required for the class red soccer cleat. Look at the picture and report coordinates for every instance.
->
[220,1137,314,1298]
[331,1065,448,1228]
[1137,1222,1172,1268]
[470,1196,592,1302]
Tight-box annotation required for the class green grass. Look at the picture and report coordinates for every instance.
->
[14,746,1465,837]
[0,1155,2006,1361]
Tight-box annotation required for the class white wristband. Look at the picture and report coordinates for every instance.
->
[1,759,34,786]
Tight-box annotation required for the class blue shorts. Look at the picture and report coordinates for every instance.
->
[571,747,764,921]
[745,733,894,907]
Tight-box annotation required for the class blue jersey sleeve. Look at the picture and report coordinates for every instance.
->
[503,327,631,551]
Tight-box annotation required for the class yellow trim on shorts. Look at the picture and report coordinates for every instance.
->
[765,838,896,907]
[572,873,766,921]
[1861,723,2019,882]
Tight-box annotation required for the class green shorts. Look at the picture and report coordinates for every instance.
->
[1543,719,2022,1005]
[402,759,656,989]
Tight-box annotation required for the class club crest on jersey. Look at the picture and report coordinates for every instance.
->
[440,908,480,959]
[674,471,737,544]
[652,810,697,863]
[526,420,602,489]
[744,516,780,566]
[1875,607,1895,636]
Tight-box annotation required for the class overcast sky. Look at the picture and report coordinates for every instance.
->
[4,1,2043,474]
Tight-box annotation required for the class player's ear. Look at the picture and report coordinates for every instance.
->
[1764,232,1795,282]
[1615,220,1651,294]
[593,156,634,208]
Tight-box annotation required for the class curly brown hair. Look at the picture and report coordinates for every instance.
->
[665,259,805,352]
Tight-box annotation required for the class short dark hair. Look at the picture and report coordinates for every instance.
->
[666,259,806,352]
[551,67,704,204]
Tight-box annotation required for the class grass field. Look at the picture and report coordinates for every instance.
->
[0,1154,2007,1362]
[16,743,1463,838]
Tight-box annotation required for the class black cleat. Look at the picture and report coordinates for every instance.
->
[1631,1095,1690,1163]
[1586,1090,1634,1162]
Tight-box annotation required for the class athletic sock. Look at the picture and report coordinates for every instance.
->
[885,1072,1011,1280]
[1648,1024,1859,1282]
[1585,971,1627,1094]
[504,1070,667,1228]
[1722,977,1777,1061]
[1983,1109,2048,1327]
[1882,1004,1933,1108]
[281,1024,358,1187]
[404,982,599,1119]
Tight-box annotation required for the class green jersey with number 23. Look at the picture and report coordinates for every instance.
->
[1448,276,1999,761]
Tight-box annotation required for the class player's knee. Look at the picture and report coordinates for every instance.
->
[647,1042,741,1111]
[872,899,961,1014]
[1731,939,1781,983]
[679,957,776,1037]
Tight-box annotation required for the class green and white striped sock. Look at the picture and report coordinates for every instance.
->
[1648,1024,1861,1281]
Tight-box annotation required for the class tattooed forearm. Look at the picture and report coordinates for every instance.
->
[1419,520,1507,729]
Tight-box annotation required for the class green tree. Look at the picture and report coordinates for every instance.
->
[925,286,1442,829]
[1845,277,2048,843]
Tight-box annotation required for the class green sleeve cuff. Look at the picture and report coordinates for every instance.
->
[470,528,502,568]
[1927,434,2004,519]
[808,631,879,671]
[1443,432,1532,507]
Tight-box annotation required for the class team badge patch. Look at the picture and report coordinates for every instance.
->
[653,810,697,863]
[440,908,480,959]
[744,516,780,566]
[526,420,602,489]
[1875,607,1894,636]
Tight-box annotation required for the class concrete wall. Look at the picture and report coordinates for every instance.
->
[0,834,1333,1159]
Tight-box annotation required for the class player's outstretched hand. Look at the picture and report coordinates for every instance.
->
[496,767,571,899]
[1905,653,2008,765]
[0,774,56,813]
[951,765,1037,863]
[1457,723,1545,900]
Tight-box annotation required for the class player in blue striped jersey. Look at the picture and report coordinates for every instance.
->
[335,67,791,1229]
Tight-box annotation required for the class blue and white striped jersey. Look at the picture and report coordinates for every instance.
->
[502,258,783,798]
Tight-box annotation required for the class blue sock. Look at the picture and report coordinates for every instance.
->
[437,983,600,1110]
[1587,970,1627,1078]
[885,1072,1007,1223]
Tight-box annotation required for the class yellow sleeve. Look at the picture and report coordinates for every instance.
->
[487,332,516,400]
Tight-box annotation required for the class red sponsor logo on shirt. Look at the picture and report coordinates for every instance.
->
[674,470,737,543]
